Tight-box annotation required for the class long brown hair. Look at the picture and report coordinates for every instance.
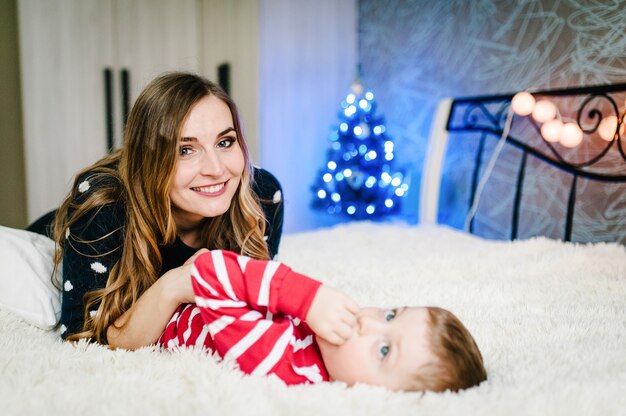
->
[53,72,269,343]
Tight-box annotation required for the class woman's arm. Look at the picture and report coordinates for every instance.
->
[107,249,207,350]
[106,266,187,349]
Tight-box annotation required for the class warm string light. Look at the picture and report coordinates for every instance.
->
[511,91,624,148]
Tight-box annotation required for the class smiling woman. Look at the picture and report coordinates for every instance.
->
[27,72,284,349]
[169,95,247,247]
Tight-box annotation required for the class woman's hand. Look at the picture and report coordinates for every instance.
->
[305,285,359,345]
[163,248,210,305]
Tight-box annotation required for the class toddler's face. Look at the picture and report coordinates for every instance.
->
[316,306,436,391]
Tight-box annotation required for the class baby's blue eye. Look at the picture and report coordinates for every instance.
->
[384,309,396,321]
[378,343,390,359]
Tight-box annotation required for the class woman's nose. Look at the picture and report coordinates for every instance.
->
[200,150,225,176]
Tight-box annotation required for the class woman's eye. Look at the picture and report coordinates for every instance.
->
[179,145,195,157]
[384,309,396,322]
[378,343,390,359]
[217,137,236,148]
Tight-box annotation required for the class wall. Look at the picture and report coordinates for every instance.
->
[7,0,625,237]
[0,0,27,228]
[359,0,626,237]
[6,0,355,233]
[259,0,357,233]
[201,0,260,161]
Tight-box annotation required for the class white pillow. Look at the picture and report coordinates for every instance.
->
[0,225,61,329]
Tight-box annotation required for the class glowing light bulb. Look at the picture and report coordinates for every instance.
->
[559,123,583,148]
[598,116,619,141]
[351,82,364,95]
[511,92,535,116]
[532,100,557,123]
[540,119,563,143]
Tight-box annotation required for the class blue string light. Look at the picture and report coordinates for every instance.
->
[311,80,409,219]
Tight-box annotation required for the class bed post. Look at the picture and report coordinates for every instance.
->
[419,98,452,225]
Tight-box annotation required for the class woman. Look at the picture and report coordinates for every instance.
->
[48,72,283,349]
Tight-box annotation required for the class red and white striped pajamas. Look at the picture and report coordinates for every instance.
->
[158,250,329,385]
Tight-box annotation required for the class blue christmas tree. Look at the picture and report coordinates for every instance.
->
[311,80,408,219]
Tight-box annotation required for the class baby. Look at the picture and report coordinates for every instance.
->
[159,250,487,392]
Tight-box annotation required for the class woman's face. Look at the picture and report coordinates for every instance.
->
[169,94,245,229]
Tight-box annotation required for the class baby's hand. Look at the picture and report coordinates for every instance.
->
[305,285,359,345]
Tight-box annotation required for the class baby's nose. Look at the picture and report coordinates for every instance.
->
[357,314,379,335]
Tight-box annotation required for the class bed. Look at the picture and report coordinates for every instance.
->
[1,84,625,416]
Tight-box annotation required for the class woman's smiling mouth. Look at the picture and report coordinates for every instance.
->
[191,181,226,195]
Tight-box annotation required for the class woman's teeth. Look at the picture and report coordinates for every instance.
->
[192,183,225,193]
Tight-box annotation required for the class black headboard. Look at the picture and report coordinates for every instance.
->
[438,83,626,244]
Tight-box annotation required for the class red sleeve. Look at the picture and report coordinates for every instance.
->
[161,250,328,384]
[191,250,322,321]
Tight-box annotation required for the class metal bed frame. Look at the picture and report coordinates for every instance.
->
[443,83,626,243]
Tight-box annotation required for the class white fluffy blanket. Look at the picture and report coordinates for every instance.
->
[1,223,625,415]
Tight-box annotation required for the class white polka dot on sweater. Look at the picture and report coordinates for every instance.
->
[263,235,268,241]
[65,228,70,239]
[90,262,107,274]
[78,180,90,193]
[60,325,67,334]
[272,190,282,203]
[64,280,73,291]
[89,310,97,318]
